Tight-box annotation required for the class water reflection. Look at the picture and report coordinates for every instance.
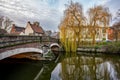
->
[51,63,62,80]
[51,53,120,80]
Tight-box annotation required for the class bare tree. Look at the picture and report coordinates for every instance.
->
[4,17,13,31]
[114,9,120,22]
[88,5,111,45]
[112,9,120,42]
[0,16,4,28]
[112,22,120,42]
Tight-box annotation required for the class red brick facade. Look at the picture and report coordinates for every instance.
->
[107,28,114,40]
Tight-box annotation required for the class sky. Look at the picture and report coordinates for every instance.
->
[0,0,120,31]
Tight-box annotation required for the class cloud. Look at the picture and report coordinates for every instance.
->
[91,0,111,5]
[0,0,62,31]
[0,0,119,31]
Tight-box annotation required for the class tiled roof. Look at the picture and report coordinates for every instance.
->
[30,24,44,34]
[14,26,25,32]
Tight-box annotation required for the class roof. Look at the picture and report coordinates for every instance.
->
[10,24,25,35]
[29,22,44,34]
[31,25,44,34]
[14,26,25,32]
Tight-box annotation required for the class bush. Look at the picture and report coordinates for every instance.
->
[102,42,120,53]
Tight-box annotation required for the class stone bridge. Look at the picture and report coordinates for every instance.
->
[0,35,59,60]
[0,42,46,60]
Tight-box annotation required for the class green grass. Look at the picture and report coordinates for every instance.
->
[96,41,120,53]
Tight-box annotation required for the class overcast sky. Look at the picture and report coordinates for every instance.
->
[0,0,120,31]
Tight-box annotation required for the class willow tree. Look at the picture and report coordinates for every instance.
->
[88,5,111,45]
[59,1,85,52]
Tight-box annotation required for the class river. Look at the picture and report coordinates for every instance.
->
[0,52,120,80]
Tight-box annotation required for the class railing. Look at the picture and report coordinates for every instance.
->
[0,35,59,48]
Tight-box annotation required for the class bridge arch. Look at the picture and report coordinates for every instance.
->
[0,48,43,60]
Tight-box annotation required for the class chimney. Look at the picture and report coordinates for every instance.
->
[33,22,39,27]
[12,24,15,27]
[28,21,31,24]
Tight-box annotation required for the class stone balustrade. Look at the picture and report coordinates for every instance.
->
[0,35,59,48]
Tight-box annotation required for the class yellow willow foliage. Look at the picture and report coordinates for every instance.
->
[60,26,66,46]
[71,34,77,52]
[60,26,77,52]
[59,1,85,52]
[59,2,111,52]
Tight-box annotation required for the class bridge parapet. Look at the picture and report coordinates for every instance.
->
[0,35,59,48]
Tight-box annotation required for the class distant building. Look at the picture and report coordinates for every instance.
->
[80,26,108,41]
[51,32,59,39]
[23,21,44,36]
[107,27,114,41]
[109,24,120,41]
[10,24,25,35]
[45,30,52,36]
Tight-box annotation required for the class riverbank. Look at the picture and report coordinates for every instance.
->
[76,42,120,54]
[77,47,120,54]
[77,47,104,53]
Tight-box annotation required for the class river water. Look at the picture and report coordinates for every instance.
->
[0,52,120,80]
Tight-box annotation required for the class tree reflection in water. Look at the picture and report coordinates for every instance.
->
[51,53,120,80]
